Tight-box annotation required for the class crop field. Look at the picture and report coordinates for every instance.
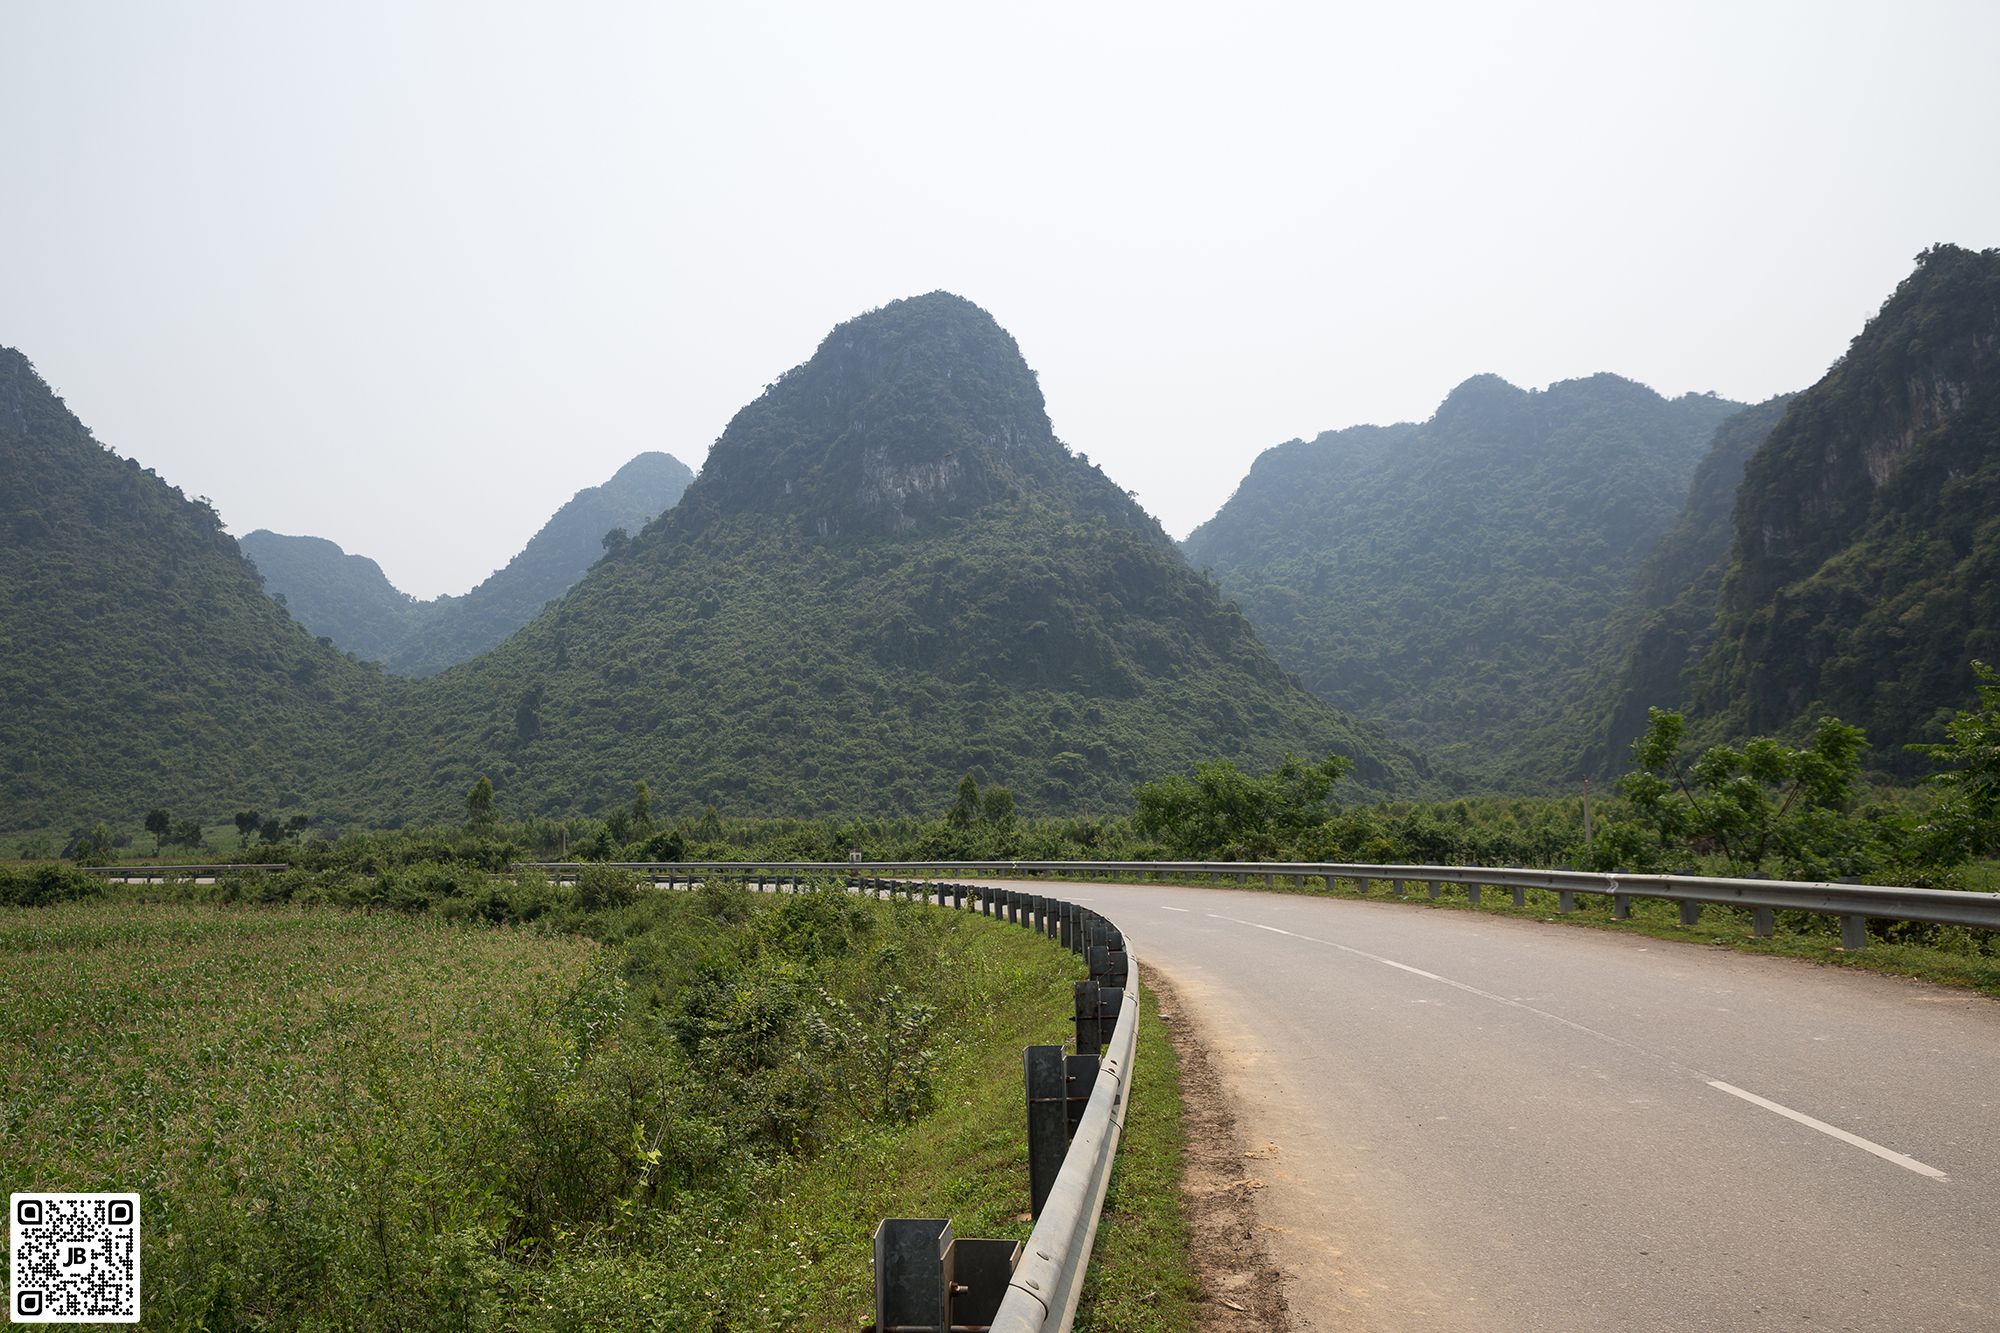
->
[0,882,1186,1330]
[0,901,604,1325]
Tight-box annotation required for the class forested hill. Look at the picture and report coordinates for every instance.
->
[234,532,416,660]
[1183,374,1743,788]
[377,292,1432,821]
[241,450,693,676]
[0,348,400,830]
[1688,244,2000,765]
[1579,393,1796,774]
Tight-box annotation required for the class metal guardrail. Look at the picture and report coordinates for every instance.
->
[847,877,1137,1333]
[531,859,2000,949]
[80,863,292,880]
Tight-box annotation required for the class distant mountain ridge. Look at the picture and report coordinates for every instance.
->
[1184,372,1743,787]
[241,451,693,676]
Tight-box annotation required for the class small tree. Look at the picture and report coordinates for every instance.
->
[169,818,205,851]
[466,776,496,832]
[947,773,981,829]
[260,815,285,844]
[1618,708,1869,874]
[145,808,171,853]
[980,785,1015,829]
[234,810,261,847]
[631,780,654,834]
[1910,661,2000,864]
[1133,753,1353,858]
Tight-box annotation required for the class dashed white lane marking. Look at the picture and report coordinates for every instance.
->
[1707,1081,1948,1180]
[1190,908,1950,1183]
[1158,906,1191,913]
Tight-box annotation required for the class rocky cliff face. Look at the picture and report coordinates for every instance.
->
[1692,244,2000,755]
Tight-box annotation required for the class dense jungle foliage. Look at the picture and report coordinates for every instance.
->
[43,657,1996,892]
[241,450,693,676]
[1692,244,2000,765]
[1182,372,1742,789]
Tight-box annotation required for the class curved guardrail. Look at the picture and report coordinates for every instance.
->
[991,942,1138,1332]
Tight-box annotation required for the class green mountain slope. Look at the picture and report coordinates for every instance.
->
[378,293,1430,821]
[1183,373,1743,788]
[241,451,694,676]
[1578,394,1796,774]
[0,348,399,831]
[235,531,419,659]
[1690,244,2000,763]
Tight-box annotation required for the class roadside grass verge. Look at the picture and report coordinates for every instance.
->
[1075,978,1199,1332]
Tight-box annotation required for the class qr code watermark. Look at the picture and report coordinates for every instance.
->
[9,1194,139,1323]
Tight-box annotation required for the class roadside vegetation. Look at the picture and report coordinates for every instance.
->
[0,862,1203,1329]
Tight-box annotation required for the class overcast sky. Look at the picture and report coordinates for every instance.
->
[4,2,1997,598]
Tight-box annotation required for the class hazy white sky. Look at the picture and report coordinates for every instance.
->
[4,1,1997,598]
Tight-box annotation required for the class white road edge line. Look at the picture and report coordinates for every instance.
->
[1707,1080,1948,1181]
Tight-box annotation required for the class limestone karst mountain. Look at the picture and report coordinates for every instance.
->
[1184,372,1743,786]
[379,292,1432,820]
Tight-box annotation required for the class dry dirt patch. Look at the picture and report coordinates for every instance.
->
[1150,967,1294,1331]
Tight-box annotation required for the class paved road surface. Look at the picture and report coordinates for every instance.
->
[975,879,2000,1332]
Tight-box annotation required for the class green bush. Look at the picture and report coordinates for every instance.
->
[0,862,101,906]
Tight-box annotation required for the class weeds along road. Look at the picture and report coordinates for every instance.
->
[971,878,2000,1333]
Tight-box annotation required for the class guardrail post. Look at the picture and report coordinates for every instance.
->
[1679,901,1702,926]
[1429,880,1442,900]
[1614,894,1632,919]
[1099,986,1124,1036]
[1391,877,1404,897]
[1840,914,1869,949]
[1752,906,1775,937]
[1065,1053,1099,1137]
[1074,980,1103,1056]
[1467,881,1482,906]
[871,1218,951,1332]
[1025,1046,1067,1217]
[1558,889,1575,913]
[1088,929,1128,990]
[949,1239,1023,1328]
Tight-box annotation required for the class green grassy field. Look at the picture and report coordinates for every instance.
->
[0,885,1199,1330]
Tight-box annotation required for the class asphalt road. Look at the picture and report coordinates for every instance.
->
[975,879,2000,1332]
